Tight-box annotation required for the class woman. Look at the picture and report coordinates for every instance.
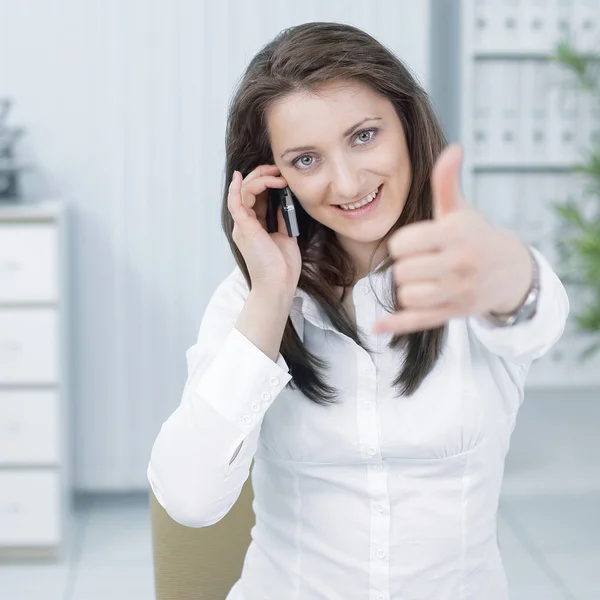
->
[148,22,569,600]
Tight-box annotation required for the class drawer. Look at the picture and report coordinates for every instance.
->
[0,391,59,465]
[0,309,58,383]
[0,470,60,546]
[0,224,58,302]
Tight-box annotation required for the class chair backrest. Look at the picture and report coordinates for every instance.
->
[149,477,255,600]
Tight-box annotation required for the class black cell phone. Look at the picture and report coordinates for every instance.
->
[272,186,300,237]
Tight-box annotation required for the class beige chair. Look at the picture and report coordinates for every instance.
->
[149,478,255,600]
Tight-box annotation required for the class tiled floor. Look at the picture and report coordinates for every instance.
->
[1,492,599,599]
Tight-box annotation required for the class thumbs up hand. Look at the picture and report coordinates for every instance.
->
[372,145,534,335]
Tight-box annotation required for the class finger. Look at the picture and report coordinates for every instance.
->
[432,145,466,219]
[387,220,445,259]
[242,164,281,184]
[372,306,457,335]
[227,171,254,228]
[392,252,448,284]
[240,175,288,209]
[396,281,453,310]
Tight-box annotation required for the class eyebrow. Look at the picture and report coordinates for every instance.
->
[280,117,383,159]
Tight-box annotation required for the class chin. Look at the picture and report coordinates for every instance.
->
[336,219,396,244]
[333,225,392,245]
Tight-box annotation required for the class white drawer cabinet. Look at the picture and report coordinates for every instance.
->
[0,391,59,464]
[0,309,59,383]
[0,224,58,302]
[0,471,60,546]
[0,202,69,560]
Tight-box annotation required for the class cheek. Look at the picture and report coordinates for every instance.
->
[289,179,328,214]
[369,141,409,176]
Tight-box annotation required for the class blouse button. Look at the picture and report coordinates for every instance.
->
[375,504,385,513]
[251,403,261,413]
[261,392,271,402]
[269,377,279,387]
[367,447,377,456]
[241,415,252,425]
[376,549,386,559]
[360,285,370,295]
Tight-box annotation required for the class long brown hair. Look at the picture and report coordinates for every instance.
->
[221,22,448,405]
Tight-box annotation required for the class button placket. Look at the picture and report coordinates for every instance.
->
[353,281,390,600]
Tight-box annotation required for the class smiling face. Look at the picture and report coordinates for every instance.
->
[267,79,412,275]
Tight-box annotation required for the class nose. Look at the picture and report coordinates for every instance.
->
[330,159,362,203]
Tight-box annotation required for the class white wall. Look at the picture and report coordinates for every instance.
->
[0,0,432,491]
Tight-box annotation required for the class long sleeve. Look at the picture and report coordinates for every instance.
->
[147,268,293,528]
[467,246,570,365]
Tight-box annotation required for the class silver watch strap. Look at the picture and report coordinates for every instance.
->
[486,248,540,327]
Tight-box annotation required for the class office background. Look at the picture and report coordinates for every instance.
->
[0,0,599,598]
[1,0,434,493]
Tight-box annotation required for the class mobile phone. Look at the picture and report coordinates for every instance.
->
[275,186,300,237]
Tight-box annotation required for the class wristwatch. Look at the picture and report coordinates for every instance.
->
[485,248,540,327]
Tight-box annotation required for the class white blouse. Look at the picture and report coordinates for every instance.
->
[147,245,569,600]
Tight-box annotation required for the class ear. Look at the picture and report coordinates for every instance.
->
[431,145,466,219]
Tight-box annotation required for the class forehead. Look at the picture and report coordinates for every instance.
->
[267,81,391,141]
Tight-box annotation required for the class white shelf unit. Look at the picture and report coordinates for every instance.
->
[461,0,600,389]
[0,201,70,560]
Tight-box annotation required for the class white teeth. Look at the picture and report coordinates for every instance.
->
[339,186,380,211]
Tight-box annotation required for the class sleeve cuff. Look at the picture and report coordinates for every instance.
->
[191,326,292,430]
[467,246,570,363]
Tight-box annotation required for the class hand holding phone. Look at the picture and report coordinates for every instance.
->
[227,165,302,296]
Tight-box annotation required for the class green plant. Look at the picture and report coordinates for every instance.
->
[552,41,600,360]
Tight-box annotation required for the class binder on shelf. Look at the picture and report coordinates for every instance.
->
[578,89,600,159]
[519,174,556,262]
[521,61,552,164]
[522,0,550,53]
[473,0,499,53]
[472,61,497,162]
[499,0,523,53]
[473,172,520,230]
[573,0,599,54]
[546,62,579,164]
[549,0,574,51]
[497,61,522,162]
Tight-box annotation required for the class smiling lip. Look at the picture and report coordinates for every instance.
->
[333,185,382,218]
